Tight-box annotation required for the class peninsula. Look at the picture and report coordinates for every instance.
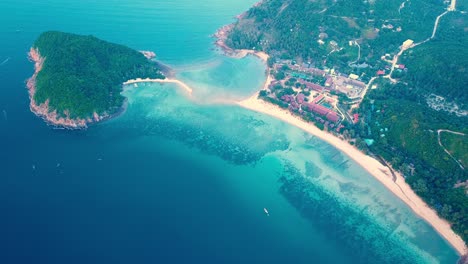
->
[27,31,166,128]
[215,0,467,257]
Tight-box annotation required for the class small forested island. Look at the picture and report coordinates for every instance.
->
[27,31,165,128]
[218,0,468,251]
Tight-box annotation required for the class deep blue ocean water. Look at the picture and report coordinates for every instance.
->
[0,1,460,263]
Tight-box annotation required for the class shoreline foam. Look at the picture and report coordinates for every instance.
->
[26,48,188,129]
[27,48,92,129]
[213,12,467,257]
[213,22,269,64]
[24,20,467,257]
[237,92,468,256]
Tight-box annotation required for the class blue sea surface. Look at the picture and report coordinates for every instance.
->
[0,0,460,263]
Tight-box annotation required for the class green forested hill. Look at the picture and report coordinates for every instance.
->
[226,0,468,244]
[358,11,468,244]
[226,0,445,77]
[398,12,468,107]
[33,31,164,119]
[357,81,468,242]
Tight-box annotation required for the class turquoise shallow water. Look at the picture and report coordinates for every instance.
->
[0,0,460,263]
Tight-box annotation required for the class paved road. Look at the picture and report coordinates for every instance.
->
[380,0,457,83]
[340,0,457,107]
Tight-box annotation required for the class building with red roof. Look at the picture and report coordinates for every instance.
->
[296,93,305,104]
[312,95,324,104]
[311,104,330,116]
[302,102,341,123]
[307,83,324,92]
[353,113,359,124]
[326,112,340,123]
[303,103,315,112]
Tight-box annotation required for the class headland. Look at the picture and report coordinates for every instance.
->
[214,9,468,257]
[26,31,167,129]
[27,48,90,128]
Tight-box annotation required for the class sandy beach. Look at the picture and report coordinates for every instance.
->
[237,93,467,256]
[27,48,192,129]
[123,78,193,95]
[214,21,467,255]
[213,21,270,64]
[235,49,270,62]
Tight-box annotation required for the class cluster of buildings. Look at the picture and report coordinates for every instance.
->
[274,60,366,99]
[330,75,366,98]
[278,91,342,127]
[303,102,341,123]
[264,52,411,130]
[264,60,369,128]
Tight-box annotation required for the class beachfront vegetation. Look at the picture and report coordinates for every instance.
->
[33,31,164,119]
[358,17,468,241]
[353,12,468,243]
[226,0,468,243]
[356,80,468,242]
[225,0,445,77]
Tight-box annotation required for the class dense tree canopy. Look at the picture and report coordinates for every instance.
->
[226,0,468,243]
[358,81,468,242]
[226,0,445,78]
[399,13,468,107]
[34,31,164,118]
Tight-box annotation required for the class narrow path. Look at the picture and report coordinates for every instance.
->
[358,76,377,103]
[343,0,457,115]
[431,11,449,39]
[335,104,352,123]
[375,155,416,204]
[385,46,407,82]
[437,129,466,170]
[348,40,361,65]
[414,10,449,47]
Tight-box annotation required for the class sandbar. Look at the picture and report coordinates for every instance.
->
[123,78,193,95]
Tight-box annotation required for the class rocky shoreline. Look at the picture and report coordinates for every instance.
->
[212,11,269,64]
[213,23,236,55]
[139,50,156,60]
[215,1,468,257]
[212,0,266,56]
[27,48,112,129]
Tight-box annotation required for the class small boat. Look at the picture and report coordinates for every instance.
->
[0,57,10,66]
[264,208,270,216]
